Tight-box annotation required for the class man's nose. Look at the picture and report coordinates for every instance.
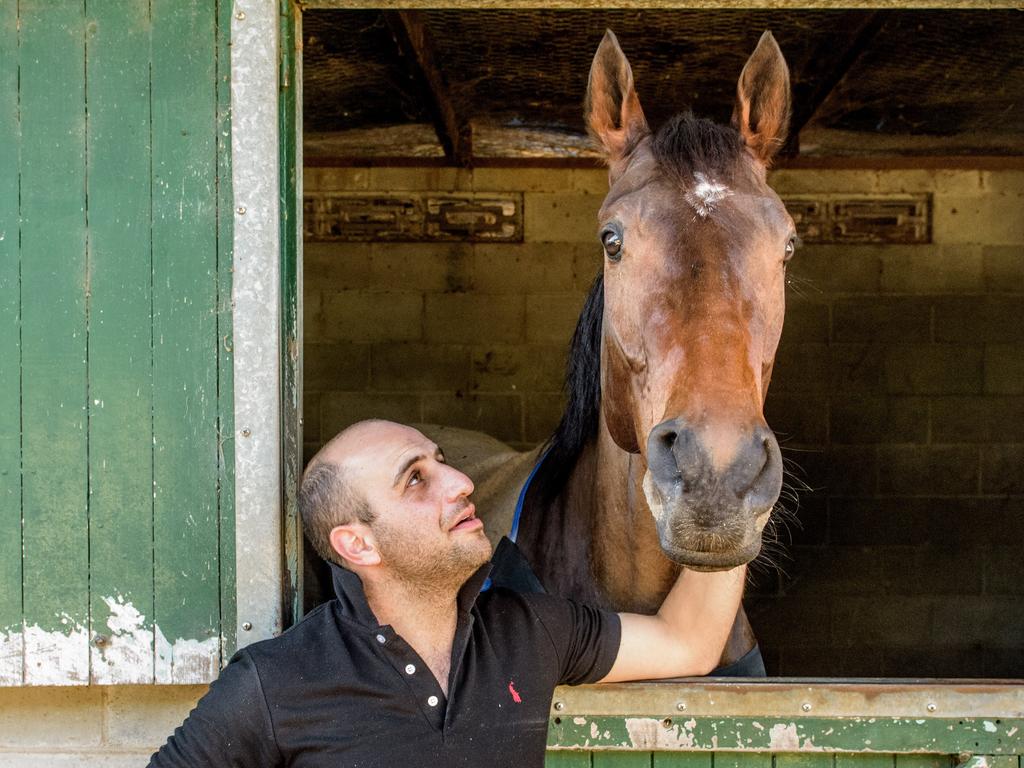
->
[444,464,474,500]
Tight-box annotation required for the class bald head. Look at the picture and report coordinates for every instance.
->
[299,421,399,567]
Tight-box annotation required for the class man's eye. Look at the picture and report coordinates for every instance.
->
[408,471,422,486]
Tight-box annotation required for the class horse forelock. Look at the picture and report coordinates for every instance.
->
[535,274,604,502]
[650,113,745,199]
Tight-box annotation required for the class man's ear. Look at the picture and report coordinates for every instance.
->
[731,30,791,165]
[329,523,380,568]
[585,30,650,172]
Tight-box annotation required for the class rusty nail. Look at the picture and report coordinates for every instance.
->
[235,11,245,20]
[802,703,812,712]
[676,702,687,711]
[242,622,253,631]
[927,703,937,712]
[236,205,246,215]
[241,428,252,437]
[93,634,109,647]
[553,701,564,711]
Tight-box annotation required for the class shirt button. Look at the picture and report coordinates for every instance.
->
[375,634,386,644]
[427,695,439,707]
[404,663,416,675]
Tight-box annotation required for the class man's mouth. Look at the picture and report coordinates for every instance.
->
[449,504,482,533]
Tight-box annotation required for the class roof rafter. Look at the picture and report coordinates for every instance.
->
[383,10,473,167]
[783,11,885,156]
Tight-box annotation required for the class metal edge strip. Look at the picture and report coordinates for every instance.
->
[231,0,284,646]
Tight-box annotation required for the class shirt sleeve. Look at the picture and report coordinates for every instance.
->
[147,649,282,768]
[523,593,622,685]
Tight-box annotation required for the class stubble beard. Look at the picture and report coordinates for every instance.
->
[373,518,492,594]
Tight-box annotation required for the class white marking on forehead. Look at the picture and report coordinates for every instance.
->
[686,172,732,218]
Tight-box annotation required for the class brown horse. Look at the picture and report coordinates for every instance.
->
[506,29,794,671]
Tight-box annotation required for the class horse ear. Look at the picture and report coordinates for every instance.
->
[731,30,791,164]
[586,30,650,165]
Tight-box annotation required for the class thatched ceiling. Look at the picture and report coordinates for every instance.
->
[301,9,1024,164]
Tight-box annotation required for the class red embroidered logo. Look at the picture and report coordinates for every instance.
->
[508,680,522,703]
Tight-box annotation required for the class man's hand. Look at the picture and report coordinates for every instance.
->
[598,565,747,682]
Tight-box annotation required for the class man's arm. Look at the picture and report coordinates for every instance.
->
[599,565,746,682]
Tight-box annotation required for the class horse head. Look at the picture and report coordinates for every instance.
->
[586,30,793,571]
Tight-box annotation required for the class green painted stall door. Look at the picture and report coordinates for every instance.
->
[0,0,234,686]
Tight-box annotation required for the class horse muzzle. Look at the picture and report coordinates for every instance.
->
[642,417,783,568]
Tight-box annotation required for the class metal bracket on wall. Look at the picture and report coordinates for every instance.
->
[783,194,931,244]
[303,192,523,242]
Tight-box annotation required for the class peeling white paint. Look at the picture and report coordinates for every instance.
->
[1,595,221,686]
[624,717,696,750]
[983,720,998,733]
[590,721,599,739]
[92,596,153,685]
[0,627,23,685]
[155,626,219,684]
[572,716,586,726]
[768,722,800,750]
[23,617,90,686]
[687,172,732,218]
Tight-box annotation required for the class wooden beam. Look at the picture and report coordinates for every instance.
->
[383,10,473,167]
[303,154,1024,171]
[782,11,885,156]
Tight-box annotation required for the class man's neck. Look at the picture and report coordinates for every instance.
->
[363,576,461,695]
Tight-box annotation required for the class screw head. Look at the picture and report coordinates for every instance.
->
[241,621,253,631]
[236,205,246,215]
[802,703,812,712]
[241,428,252,437]
[235,11,245,20]
[92,634,109,647]
[676,702,687,711]
[927,703,937,712]
[553,701,565,711]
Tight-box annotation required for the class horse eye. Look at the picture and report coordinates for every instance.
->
[784,235,799,262]
[602,229,623,261]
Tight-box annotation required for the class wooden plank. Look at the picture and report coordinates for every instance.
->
[382,10,472,166]
[216,0,237,663]
[151,0,221,684]
[596,752,651,767]
[0,0,22,686]
[548,716,1024,754]
[305,1,1022,9]
[836,755,895,768]
[547,754,593,768]
[656,753,711,768]
[18,0,90,685]
[279,0,303,628]
[715,754,773,768]
[85,0,155,685]
[894,757,953,768]
[776,757,834,768]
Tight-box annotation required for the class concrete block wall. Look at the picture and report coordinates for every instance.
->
[0,685,203,766]
[306,166,1024,678]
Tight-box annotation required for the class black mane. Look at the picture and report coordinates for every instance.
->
[534,273,604,502]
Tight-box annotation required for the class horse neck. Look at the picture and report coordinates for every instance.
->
[522,415,679,613]
[586,416,681,613]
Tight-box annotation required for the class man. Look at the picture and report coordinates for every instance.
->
[150,420,746,767]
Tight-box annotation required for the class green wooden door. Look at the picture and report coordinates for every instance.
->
[0,0,234,686]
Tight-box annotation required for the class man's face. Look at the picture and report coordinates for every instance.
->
[341,422,492,587]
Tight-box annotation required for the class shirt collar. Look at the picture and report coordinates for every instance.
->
[329,561,494,627]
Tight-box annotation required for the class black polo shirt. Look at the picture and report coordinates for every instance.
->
[149,557,621,767]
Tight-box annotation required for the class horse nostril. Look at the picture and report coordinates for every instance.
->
[662,432,677,449]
